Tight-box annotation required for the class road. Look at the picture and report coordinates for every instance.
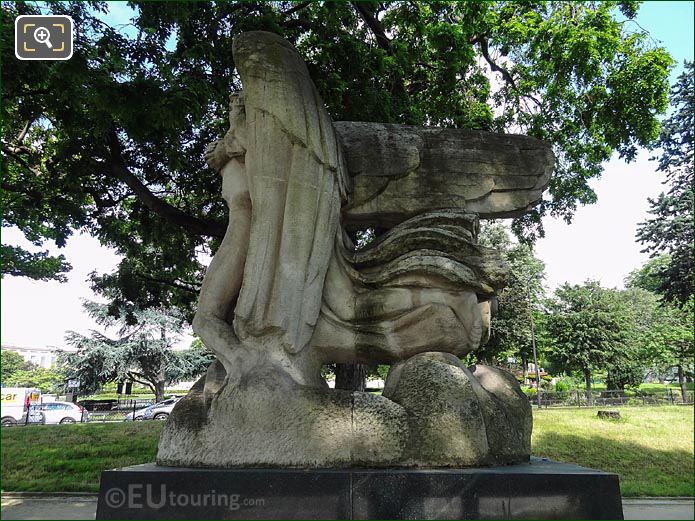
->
[1,494,693,520]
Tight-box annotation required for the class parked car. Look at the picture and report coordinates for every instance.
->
[22,402,89,425]
[123,404,151,421]
[124,397,180,421]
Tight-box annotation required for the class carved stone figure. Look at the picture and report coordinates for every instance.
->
[157,31,554,468]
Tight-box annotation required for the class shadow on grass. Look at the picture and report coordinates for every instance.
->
[533,431,694,497]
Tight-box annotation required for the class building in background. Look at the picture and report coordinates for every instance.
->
[1,344,76,369]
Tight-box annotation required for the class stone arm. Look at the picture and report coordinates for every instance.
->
[205,140,228,171]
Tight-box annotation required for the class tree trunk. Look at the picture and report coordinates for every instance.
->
[521,356,529,385]
[583,368,593,406]
[154,380,166,403]
[677,364,688,403]
[335,363,367,392]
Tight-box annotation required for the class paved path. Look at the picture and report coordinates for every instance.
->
[2,494,693,519]
[1,495,97,520]
[622,498,694,520]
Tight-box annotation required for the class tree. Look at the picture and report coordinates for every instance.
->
[63,303,214,401]
[624,254,672,294]
[2,1,673,320]
[477,223,546,378]
[5,366,65,393]
[636,62,694,306]
[0,349,31,382]
[544,281,633,403]
[603,287,657,391]
[643,298,694,402]
[0,245,71,282]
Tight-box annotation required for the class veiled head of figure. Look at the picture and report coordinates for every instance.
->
[224,91,247,154]
[229,91,245,124]
[232,31,301,80]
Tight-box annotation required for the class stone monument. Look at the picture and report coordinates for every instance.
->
[97,32,623,520]
[156,31,551,468]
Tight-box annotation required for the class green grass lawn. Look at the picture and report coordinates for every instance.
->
[533,406,694,497]
[2,406,692,496]
[1,422,163,493]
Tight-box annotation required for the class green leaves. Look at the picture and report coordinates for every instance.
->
[4,367,66,394]
[542,279,692,391]
[544,281,633,377]
[0,245,72,282]
[1,1,674,313]
[62,302,213,395]
[477,222,546,364]
[637,62,694,306]
[1,349,33,382]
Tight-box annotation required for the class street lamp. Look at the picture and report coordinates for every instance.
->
[527,275,542,408]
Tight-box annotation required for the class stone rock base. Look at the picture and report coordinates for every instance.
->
[156,352,531,468]
[96,459,624,520]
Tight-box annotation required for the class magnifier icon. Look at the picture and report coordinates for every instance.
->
[33,26,53,49]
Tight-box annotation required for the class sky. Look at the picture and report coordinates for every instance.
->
[2,1,694,349]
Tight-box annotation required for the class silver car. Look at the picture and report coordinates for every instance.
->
[124,397,180,421]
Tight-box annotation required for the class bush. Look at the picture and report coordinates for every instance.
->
[555,379,571,393]
[523,387,537,397]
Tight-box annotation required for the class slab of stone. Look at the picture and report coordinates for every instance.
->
[598,410,622,420]
[335,122,555,228]
[96,459,624,520]
[156,366,409,468]
[158,353,530,469]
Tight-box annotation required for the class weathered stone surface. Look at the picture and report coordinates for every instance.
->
[335,121,555,228]
[157,31,547,469]
[383,352,491,466]
[467,364,532,462]
[309,209,508,364]
[157,366,409,468]
[158,353,531,468]
[382,353,531,467]
[597,410,621,421]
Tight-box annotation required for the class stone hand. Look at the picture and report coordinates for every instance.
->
[205,140,229,171]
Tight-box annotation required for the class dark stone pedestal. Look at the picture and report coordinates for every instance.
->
[96,458,623,520]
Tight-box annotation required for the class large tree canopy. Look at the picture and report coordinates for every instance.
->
[62,302,214,401]
[2,1,672,317]
[477,222,546,367]
[636,62,694,306]
[543,281,634,401]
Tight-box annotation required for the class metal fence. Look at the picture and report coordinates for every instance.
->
[529,388,694,408]
[82,398,156,422]
[79,398,156,412]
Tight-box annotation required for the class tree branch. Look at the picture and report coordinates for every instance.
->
[477,36,542,108]
[282,1,312,16]
[351,2,393,54]
[135,272,202,293]
[127,371,155,393]
[350,2,408,99]
[1,144,42,176]
[17,120,33,144]
[478,36,517,90]
[107,129,225,238]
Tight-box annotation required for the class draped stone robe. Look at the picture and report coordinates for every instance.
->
[156,31,551,469]
[229,31,553,375]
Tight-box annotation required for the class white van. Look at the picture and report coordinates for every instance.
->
[1,387,41,426]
